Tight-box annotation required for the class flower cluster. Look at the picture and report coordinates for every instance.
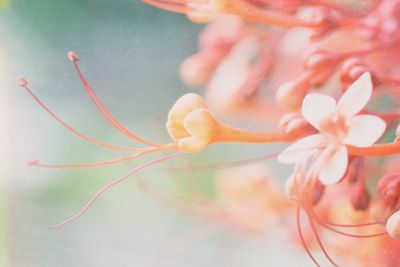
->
[21,0,400,265]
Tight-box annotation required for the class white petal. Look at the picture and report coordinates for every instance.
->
[336,72,372,118]
[302,93,336,131]
[343,115,386,147]
[319,146,348,185]
[278,134,327,164]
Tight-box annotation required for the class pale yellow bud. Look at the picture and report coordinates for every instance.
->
[166,93,216,152]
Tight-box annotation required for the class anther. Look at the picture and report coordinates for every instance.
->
[27,160,39,167]
[18,77,28,87]
[68,51,79,62]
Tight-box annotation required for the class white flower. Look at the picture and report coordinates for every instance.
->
[278,72,386,185]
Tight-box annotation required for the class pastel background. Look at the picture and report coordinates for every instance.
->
[2,1,310,266]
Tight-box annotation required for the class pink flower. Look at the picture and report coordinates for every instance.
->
[278,72,386,185]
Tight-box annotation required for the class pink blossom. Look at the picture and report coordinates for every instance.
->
[278,72,386,185]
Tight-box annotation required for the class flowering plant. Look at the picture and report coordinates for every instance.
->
[20,0,400,265]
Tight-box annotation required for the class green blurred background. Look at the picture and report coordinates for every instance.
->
[2,1,309,266]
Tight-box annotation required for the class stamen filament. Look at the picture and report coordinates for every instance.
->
[30,147,169,169]
[49,152,179,229]
[141,0,189,14]
[305,205,387,239]
[70,56,161,147]
[308,214,338,267]
[297,206,320,267]
[20,80,144,153]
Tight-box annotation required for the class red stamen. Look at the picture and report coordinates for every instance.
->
[30,147,164,170]
[141,0,189,14]
[318,222,387,239]
[164,151,281,171]
[323,221,384,228]
[164,146,326,172]
[49,152,180,229]
[69,52,161,147]
[305,205,387,239]
[307,215,338,267]
[20,78,144,153]
[296,206,320,267]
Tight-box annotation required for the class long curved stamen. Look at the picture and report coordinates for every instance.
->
[19,78,144,153]
[164,145,326,171]
[296,206,320,267]
[141,0,190,14]
[305,204,387,239]
[141,0,209,14]
[295,175,387,240]
[308,214,338,267]
[163,151,282,171]
[49,152,180,229]
[317,221,387,239]
[320,220,384,228]
[30,147,169,169]
[69,52,161,147]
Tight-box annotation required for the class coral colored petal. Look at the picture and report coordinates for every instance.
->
[319,145,348,185]
[278,134,326,164]
[302,93,336,131]
[343,115,386,147]
[336,72,372,118]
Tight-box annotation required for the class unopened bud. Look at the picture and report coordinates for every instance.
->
[387,210,400,240]
[276,78,309,110]
[350,182,370,210]
[278,113,307,133]
[344,157,364,184]
[304,51,335,71]
[339,58,368,85]
[180,53,213,87]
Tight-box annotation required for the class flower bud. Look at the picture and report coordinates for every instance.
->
[350,182,370,210]
[387,210,400,240]
[278,112,307,133]
[304,51,335,70]
[304,51,338,86]
[180,52,217,87]
[339,58,368,85]
[166,93,217,153]
[276,78,309,110]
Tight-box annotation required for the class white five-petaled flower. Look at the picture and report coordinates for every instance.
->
[278,72,386,185]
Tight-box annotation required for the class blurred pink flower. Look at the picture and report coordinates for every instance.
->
[278,72,386,185]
